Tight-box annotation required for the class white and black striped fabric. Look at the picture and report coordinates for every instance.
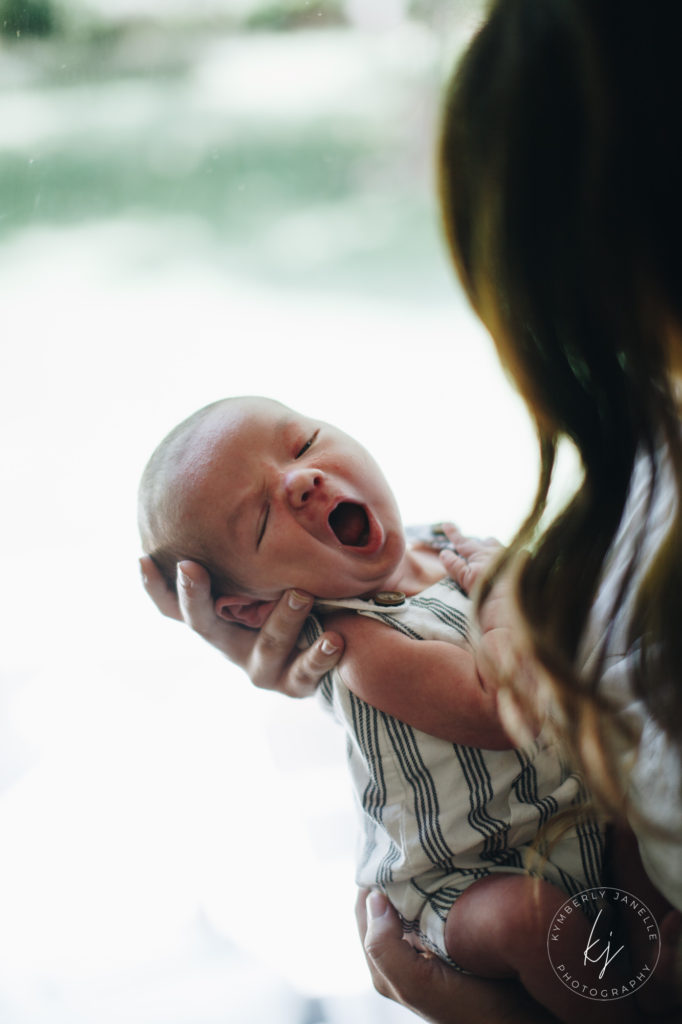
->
[302,574,604,964]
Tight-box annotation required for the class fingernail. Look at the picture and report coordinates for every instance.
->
[288,589,311,611]
[366,890,388,919]
[321,638,339,656]
[138,560,148,585]
[177,566,192,589]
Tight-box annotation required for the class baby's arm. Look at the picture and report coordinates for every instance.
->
[325,612,511,749]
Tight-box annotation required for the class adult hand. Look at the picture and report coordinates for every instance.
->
[356,889,556,1024]
[139,556,344,698]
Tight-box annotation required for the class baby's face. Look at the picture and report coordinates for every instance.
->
[175,397,406,600]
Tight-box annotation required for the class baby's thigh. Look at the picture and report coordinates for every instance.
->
[444,873,570,977]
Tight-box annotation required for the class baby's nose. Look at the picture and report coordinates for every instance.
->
[284,467,324,510]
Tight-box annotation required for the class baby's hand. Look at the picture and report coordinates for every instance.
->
[438,526,542,744]
[437,523,503,598]
[139,556,344,698]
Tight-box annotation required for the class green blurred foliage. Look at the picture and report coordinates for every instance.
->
[0,4,463,300]
[0,0,59,37]
[244,0,345,31]
[2,133,361,234]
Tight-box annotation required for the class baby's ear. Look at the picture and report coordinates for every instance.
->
[215,595,278,629]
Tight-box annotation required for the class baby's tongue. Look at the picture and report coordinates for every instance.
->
[329,502,368,546]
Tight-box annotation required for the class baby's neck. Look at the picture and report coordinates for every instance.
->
[379,544,445,598]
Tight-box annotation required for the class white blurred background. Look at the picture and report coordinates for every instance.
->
[0,1,549,1020]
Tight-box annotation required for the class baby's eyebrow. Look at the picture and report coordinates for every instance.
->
[275,412,296,436]
[226,496,246,534]
[225,411,304,532]
[227,466,273,543]
[226,481,258,535]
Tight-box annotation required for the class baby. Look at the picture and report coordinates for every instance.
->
[139,396,622,1024]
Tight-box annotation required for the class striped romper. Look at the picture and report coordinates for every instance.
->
[303,573,604,964]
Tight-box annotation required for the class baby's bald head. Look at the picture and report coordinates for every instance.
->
[138,397,247,596]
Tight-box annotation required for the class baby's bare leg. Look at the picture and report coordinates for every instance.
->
[444,874,635,1024]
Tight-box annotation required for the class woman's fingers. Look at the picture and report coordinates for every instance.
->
[276,631,344,698]
[355,888,415,1001]
[247,589,314,684]
[356,888,555,1024]
[176,560,219,639]
[139,558,344,696]
[362,890,434,1001]
[139,555,183,621]
[357,888,466,1016]
[247,589,343,693]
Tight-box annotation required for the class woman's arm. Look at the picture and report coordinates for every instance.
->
[140,556,344,698]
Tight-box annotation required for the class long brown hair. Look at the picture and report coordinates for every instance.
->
[438,0,682,801]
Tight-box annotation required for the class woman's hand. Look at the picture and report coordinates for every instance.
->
[355,889,555,1024]
[139,556,344,698]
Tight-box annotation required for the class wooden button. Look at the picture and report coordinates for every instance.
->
[373,591,406,607]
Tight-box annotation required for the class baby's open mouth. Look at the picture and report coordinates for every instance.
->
[329,502,370,547]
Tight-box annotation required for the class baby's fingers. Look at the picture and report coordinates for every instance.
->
[442,523,502,560]
[440,548,479,595]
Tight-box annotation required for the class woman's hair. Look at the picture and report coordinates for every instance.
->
[439,0,682,806]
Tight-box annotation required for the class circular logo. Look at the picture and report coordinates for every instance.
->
[546,887,660,1002]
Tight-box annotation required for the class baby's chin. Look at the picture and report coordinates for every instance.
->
[305,573,402,602]
[264,536,406,602]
